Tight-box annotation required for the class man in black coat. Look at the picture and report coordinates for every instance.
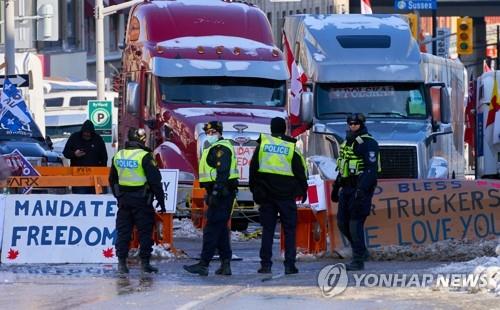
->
[63,119,107,194]
[249,117,308,275]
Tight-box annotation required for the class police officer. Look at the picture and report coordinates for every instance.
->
[249,117,308,275]
[183,121,239,276]
[109,128,166,274]
[331,113,379,271]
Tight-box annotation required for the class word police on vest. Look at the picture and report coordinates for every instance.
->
[116,159,139,168]
[263,144,290,155]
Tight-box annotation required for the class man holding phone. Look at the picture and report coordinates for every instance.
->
[63,119,108,193]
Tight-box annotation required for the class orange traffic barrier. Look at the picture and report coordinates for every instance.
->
[0,166,110,194]
[191,180,207,229]
[280,207,327,255]
[130,213,175,251]
[324,180,337,255]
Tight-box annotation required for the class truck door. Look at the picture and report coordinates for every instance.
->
[144,72,159,150]
[120,72,146,147]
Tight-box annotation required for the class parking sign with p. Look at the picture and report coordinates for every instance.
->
[88,100,112,143]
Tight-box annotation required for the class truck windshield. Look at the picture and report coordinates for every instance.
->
[158,77,286,107]
[316,83,428,120]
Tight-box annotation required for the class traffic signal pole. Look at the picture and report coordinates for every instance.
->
[497,25,500,70]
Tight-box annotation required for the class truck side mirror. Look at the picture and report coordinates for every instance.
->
[300,91,314,124]
[126,82,140,115]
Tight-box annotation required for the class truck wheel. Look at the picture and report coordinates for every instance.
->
[231,219,249,232]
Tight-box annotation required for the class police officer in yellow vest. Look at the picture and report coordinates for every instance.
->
[331,113,379,271]
[109,128,166,275]
[183,121,239,276]
[249,117,308,275]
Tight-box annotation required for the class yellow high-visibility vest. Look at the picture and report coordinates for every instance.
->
[198,139,239,182]
[258,134,295,176]
[337,134,381,177]
[113,149,148,186]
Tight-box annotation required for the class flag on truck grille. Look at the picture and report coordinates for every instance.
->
[486,72,499,128]
[464,75,475,148]
[282,31,308,137]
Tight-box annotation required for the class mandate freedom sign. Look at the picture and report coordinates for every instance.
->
[328,180,500,250]
[1,195,118,264]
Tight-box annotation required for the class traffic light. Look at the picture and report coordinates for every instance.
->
[407,13,418,39]
[456,17,473,55]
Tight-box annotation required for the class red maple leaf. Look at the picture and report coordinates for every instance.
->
[102,248,114,258]
[7,248,19,260]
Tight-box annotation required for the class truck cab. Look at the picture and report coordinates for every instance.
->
[284,14,466,180]
[117,0,289,226]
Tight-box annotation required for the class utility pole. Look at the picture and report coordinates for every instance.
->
[497,25,500,70]
[4,0,16,75]
[95,0,142,100]
[95,0,105,100]
[432,9,437,55]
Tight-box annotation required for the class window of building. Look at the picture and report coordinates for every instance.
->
[315,7,320,14]
[267,12,272,26]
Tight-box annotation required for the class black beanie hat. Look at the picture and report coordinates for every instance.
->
[270,117,286,134]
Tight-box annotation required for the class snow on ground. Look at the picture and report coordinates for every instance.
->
[173,218,203,239]
[425,239,500,296]
[363,238,499,261]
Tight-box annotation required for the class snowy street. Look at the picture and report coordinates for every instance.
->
[0,222,498,310]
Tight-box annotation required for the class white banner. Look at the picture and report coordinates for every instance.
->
[158,169,179,213]
[1,195,118,264]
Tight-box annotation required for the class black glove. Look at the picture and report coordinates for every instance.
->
[352,189,366,209]
[301,193,307,204]
[157,203,166,214]
[331,182,340,203]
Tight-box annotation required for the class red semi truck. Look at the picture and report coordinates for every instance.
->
[115,0,290,229]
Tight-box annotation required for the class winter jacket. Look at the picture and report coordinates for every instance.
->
[62,120,108,167]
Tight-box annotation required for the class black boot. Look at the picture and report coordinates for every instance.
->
[345,260,364,271]
[284,264,299,275]
[257,264,272,274]
[118,257,129,274]
[215,259,232,276]
[141,258,159,273]
[183,260,209,276]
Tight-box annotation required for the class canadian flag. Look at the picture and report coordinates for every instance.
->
[282,32,308,137]
[361,0,373,14]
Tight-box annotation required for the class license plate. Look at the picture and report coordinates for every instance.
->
[234,146,255,182]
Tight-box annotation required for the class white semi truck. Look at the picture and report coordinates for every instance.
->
[284,14,467,180]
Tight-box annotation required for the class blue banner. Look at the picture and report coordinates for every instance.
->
[394,0,437,10]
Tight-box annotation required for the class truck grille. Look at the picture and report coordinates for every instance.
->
[379,146,418,179]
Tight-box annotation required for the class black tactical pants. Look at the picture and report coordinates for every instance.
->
[200,192,236,263]
[259,198,297,268]
[115,193,155,259]
[337,186,372,261]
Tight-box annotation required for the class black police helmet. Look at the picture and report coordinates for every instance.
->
[347,113,366,124]
[203,121,223,134]
[128,127,147,144]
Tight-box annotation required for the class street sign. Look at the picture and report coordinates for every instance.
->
[0,74,30,88]
[88,100,113,143]
[394,0,437,10]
